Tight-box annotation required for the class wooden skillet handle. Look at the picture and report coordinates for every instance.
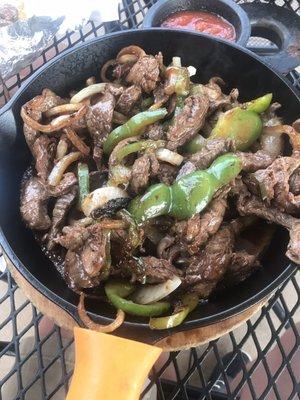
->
[66,327,162,400]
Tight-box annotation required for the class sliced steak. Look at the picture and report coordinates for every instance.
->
[130,152,160,194]
[116,85,141,115]
[186,193,228,254]
[157,162,177,185]
[234,180,300,264]
[189,138,232,170]
[144,123,165,141]
[126,55,160,93]
[22,89,64,152]
[184,224,235,298]
[62,224,111,289]
[47,186,77,250]
[237,150,275,172]
[20,173,77,231]
[32,136,56,181]
[86,91,115,167]
[20,177,50,230]
[167,95,209,150]
[127,256,181,283]
[252,156,300,213]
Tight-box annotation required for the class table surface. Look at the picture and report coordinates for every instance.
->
[0,1,300,399]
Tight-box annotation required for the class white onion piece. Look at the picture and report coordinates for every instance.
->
[56,137,68,160]
[188,66,197,77]
[82,187,129,217]
[51,114,70,126]
[70,83,107,104]
[172,56,181,67]
[44,103,83,118]
[48,152,81,186]
[155,148,184,166]
[133,276,182,305]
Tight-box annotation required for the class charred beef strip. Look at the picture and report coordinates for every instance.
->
[234,179,300,264]
[237,150,275,172]
[20,173,77,231]
[130,152,160,194]
[86,91,116,168]
[32,136,56,182]
[116,85,141,115]
[126,55,160,93]
[167,95,209,150]
[251,156,300,213]
[47,186,77,250]
[189,138,232,170]
[58,224,110,289]
[126,256,182,284]
[22,89,65,152]
[144,123,165,141]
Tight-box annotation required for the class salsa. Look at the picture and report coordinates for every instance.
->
[161,10,236,41]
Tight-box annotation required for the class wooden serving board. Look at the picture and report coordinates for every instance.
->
[5,253,269,351]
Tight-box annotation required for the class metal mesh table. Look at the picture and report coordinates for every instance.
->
[0,1,299,399]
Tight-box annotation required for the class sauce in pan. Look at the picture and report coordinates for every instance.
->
[161,10,236,41]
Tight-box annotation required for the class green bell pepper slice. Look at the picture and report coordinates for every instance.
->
[103,108,168,154]
[181,134,206,154]
[77,163,89,208]
[149,294,199,330]
[210,107,262,151]
[246,93,273,114]
[129,153,242,222]
[105,281,170,317]
[114,140,166,163]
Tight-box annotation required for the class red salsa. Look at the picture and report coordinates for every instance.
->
[161,10,236,41]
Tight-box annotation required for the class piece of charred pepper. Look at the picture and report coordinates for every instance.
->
[129,153,242,222]
[103,108,168,154]
[77,163,89,208]
[149,293,199,330]
[105,281,170,317]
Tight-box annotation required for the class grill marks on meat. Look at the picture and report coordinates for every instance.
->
[126,55,160,93]
[32,136,56,181]
[116,85,141,115]
[86,91,115,167]
[234,180,300,264]
[130,152,160,194]
[189,138,232,170]
[47,187,77,250]
[127,256,181,283]
[58,224,110,289]
[20,173,77,231]
[167,96,209,150]
[22,89,65,152]
[252,157,300,213]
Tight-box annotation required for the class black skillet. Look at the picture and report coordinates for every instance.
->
[0,29,299,344]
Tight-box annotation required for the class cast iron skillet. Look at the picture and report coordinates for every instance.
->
[0,29,299,343]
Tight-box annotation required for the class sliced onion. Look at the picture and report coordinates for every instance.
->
[86,76,96,86]
[155,148,184,166]
[188,66,197,77]
[44,103,83,118]
[70,83,107,104]
[78,293,125,333]
[48,151,81,186]
[116,45,146,62]
[82,187,129,217]
[117,54,138,64]
[56,136,69,159]
[132,276,182,305]
[64,127,90,156]
[21,105,87,133]
[172,56,181,67]
[100,59,116,82]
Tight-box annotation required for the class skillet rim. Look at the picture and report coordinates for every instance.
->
[0,28,299,335]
